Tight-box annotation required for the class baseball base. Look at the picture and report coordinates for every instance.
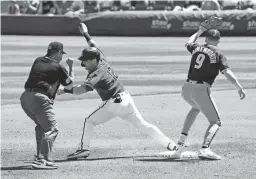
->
[158,151,198,159]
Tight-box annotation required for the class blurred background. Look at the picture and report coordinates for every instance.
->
[2,0,256,16]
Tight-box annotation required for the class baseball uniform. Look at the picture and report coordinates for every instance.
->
[20,42,72,165]
[67,48,177,159]
[181,32,229,149]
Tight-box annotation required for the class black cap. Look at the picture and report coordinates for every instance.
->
[47,42,66,54]
[206,29,220,41]
[78,47,100,61]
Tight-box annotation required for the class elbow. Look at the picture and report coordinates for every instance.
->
[224,70,237,84]
[88,39,96,47]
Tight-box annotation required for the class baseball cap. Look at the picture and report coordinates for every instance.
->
[47,42,66,54]
[206,29,220,41]
[78,47,100,61]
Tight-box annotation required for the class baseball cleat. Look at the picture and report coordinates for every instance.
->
[198,148,221,160]
[31,159,58,169]
[67,149,90,160]
[165,144,181,159]
[177,134,190,148]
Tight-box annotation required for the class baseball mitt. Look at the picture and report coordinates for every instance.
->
[200,16,223,30]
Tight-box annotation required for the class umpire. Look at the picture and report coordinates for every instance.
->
[20,42,73,169]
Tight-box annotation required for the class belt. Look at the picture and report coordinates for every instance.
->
[25,88,49,97]
[186,79,204,84]
[112,91,127,103]
[112,90,126,99]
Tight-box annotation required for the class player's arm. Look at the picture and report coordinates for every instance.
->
[58,72,102,95]
[60,85,89,95]
[58,84,89,95]
[58,63,73,90]
[78,23,97,48]
[66,57,74,81]
[185,26,206,53]
[78,22,108,62]
[186,24,207,45]
[223,69,246,100]
[219,54,246,100]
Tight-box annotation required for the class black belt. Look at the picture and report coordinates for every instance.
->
[25,88,50,98]
[112,90,126,99]
[112,91,126,103]
[186,79,204,84]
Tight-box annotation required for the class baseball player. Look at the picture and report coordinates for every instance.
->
[176,25,246,160]
[20,42,74,169]
[58,23,178,159]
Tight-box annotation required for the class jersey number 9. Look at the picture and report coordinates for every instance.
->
[194,54,205,69]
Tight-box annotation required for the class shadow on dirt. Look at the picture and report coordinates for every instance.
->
[55,155,213,163]
[1,165,33,171]
[55,156,141,163]
[134,158,204,163]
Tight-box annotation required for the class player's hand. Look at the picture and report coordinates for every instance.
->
[238,88,246,100]
[66,57,74,67]
[78,23,88,34]
[199,24,207,32]
[57,86,65,95]
[200,19,210,32]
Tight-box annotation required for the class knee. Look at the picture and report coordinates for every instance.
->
[189,107,200,115]
[44,128,59,140]
[35,125,43,132]
[191,107,200,113]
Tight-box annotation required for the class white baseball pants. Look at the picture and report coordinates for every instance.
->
[78,91,176,150]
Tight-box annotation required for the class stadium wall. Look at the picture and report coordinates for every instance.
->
[1,11,256,36]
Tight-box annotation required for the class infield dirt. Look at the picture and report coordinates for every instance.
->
[1,36,256,179]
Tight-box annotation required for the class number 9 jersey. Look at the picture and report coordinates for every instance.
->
[186,43,229,86]
[82,57,125,101]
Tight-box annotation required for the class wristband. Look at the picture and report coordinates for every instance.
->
[88,39,96,47]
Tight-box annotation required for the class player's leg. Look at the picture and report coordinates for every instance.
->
[35,125,44,159]
[21,92,58,168]
[120,92,177,151]
[67,100,116,159]
[32,93,59,167]
[20,92,44,160]
[179,83,200,147]
[191,84,222,160]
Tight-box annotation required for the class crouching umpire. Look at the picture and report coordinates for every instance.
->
[20,42,74,169]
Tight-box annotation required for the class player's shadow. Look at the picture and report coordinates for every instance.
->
[55,156,138,163]
[134,157,204,163]
[1,165,34,171]
[55,155,209,163]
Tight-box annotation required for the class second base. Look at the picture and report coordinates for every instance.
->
[158,151,198,159]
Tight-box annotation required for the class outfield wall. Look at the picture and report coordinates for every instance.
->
[1,10,256,36]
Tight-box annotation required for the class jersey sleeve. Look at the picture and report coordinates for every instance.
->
[185,43,199,54]
[219,53,229,74]
[82,72,102,91]
[59,64,73,86]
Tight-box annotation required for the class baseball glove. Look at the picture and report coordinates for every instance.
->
[200,16,223,30]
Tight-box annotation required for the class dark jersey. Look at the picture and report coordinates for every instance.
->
[186,43,229,86]
[25,56,72,99]
[82,57,125,101]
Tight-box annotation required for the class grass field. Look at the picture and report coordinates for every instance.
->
[1,36,256,179]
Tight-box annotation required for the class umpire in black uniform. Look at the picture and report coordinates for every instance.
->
[20,42,73,169]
